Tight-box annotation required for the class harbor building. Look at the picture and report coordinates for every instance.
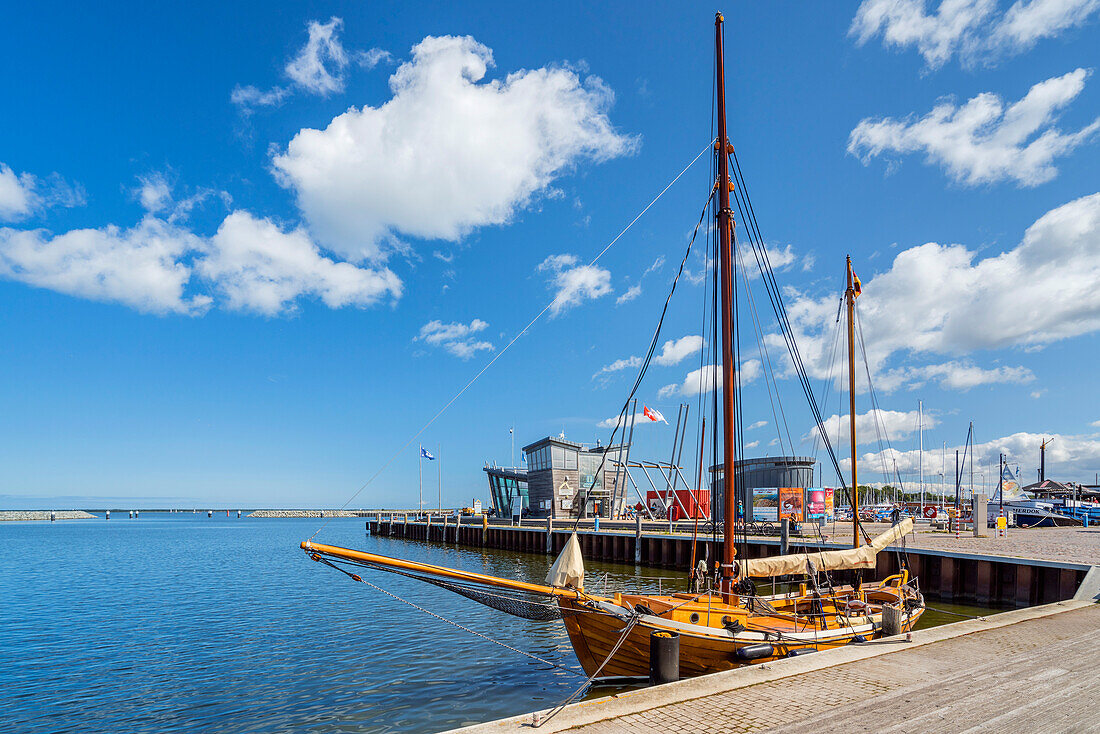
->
[483,466,529,516]
[520,435,628,519]
[708,456,816,522]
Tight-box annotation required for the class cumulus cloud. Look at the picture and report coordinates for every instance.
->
[850,0,1100,69]
[653,335,705,366]
[539,253,612,315]
[853,430,1100,485]
[880,361,1035,391]
[781,192,1100,389]
[807,408,936,448]
[0,163,85,222]
[748,420,768,430]
[0,164,36,221]
[0,208,402,316]
[415,318,494,358]
[357,48,394,69]
[593,355,643,380]
[272,35,637,260]
[0,217,208,314]
[198,211,401,315]
[849,69,1100,187]
[657,360,761,399]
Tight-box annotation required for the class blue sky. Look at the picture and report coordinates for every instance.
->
[2,1,1099,509]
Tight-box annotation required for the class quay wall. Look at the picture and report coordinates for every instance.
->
[365,516,1089,608]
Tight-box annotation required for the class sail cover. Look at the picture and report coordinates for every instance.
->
[546,532,585,589]
[741,518,913,578]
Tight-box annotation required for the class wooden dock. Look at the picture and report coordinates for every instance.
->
[447,598,1099,734]
[366,516,1091,607]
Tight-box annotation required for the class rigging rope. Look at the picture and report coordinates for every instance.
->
[312,555,587,677]
[570,177,718,532]
[309,142,713,540]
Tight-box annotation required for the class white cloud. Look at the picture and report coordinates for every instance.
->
[849,69,1100,187]
[285,17,350,95]
[653,335,705,366]
[230,85,290,111]
[593,355,642,379]
[0,216,208,314]
[616,284,642,305]
[807,408,936,448]
[850,0,1100,69]
[748,420,768,430]
[272,35,637,260]
[0,163,85,222]
[644,255,665,276]
[853,430,1100,484]
[782,192,1100,388]
[415,318,494,359]
[657,360,761,399]
[198,211,401,315]
[881,361,1035,391]
[598,411,662,429]
[0,164,36,221]
[539,253,612,315]
[232,17,354,114]
[357,48,394,69]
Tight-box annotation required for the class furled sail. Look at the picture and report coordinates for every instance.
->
[740,518,913,578]
[545,532,585,589]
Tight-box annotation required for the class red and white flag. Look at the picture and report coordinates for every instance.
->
[643,405,668,424]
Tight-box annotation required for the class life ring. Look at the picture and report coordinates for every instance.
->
[923,506,936,519]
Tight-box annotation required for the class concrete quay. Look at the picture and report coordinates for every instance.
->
[448,598,1100,734]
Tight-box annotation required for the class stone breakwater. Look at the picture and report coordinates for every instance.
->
[247,510,364,518]
[0,510,97,521]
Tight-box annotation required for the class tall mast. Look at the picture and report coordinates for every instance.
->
[846,256,859,548]
[714,11,738,602]
[919,400,924,517]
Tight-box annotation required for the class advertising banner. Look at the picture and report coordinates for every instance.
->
[752,488,778,521]
[806,488,826,519]
[824,487,835,517]
[778,487,804,522]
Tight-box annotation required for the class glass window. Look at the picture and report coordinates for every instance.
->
[565,450,578,470]
[552,446,565,469]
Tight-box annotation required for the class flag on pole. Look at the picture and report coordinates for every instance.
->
[420,446,436,460]
[852,271,862,298]
[643,405,668,424]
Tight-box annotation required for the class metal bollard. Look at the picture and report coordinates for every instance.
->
[780,518,789,556]
[545,515,553,554]
[649,631,679,684]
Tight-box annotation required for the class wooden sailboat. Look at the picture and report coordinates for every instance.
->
[302,12,924,681]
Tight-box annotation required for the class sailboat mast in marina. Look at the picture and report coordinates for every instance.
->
[301,11,926,682]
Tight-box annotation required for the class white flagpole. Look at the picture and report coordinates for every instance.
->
[438,443,442,512]
[419,445,423,516]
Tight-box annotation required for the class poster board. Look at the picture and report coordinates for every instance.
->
[778,487,804,522]
[824,488,835,517]
[752,488,778,521]
[806,488,826,520]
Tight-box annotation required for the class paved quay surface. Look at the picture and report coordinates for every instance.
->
[450,600,1098,734]
[819,523,1100,566]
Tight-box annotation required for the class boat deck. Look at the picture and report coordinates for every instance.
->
[448,599,1099,734]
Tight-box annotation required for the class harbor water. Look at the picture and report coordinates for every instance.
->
[1,514,998,733]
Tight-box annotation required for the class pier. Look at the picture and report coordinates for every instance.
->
[448,598,1099,734]
[366,516,1094,607]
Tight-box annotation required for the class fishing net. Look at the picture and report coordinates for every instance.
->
[320,554,563,621]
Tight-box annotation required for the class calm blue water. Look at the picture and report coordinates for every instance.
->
[0,515,664,734]
[0,514,990,734]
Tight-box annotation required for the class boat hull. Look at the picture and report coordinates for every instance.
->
[559,594,922,679]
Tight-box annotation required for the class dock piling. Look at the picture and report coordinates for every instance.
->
[545,516,553,554]
[635,514,642,564]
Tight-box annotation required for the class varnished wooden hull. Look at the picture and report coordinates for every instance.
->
[559,594,923,679]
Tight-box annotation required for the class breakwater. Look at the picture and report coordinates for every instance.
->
[248,508,453,518]
[367,516,1091,607]
[0,510,96,521]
